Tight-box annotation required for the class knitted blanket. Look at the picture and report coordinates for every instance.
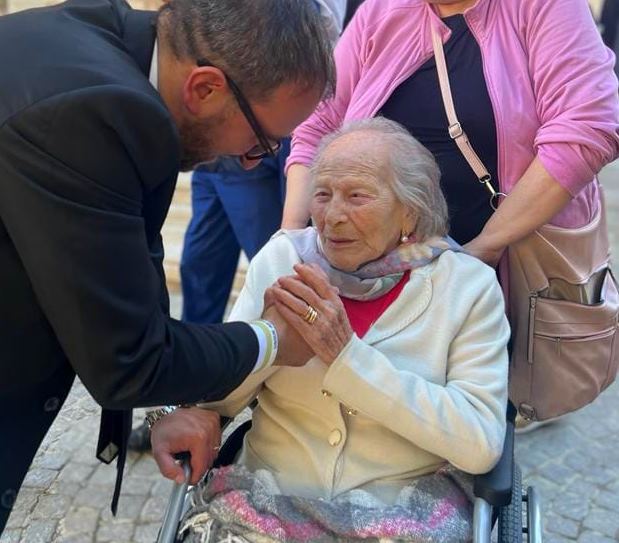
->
[178,464,474,542]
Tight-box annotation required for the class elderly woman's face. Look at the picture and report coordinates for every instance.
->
[310,136,413,272]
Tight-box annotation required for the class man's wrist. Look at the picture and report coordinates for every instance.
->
[249,319,278,372]
[144,406,176,430]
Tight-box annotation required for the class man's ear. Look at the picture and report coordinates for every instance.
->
[182,66,228,116]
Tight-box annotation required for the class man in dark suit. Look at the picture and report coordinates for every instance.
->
[0,0,333,531]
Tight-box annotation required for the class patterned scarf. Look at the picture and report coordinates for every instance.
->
[278,228,462,301]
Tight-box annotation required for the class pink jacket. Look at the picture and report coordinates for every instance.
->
[288,0,619,227]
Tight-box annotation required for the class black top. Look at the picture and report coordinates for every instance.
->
[380,14,498,245]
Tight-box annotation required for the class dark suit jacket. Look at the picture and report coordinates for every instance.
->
[0,0,264,509]
[0,0,263,523]
[0,0,259,407]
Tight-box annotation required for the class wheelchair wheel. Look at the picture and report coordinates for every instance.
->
[497,465,523,543]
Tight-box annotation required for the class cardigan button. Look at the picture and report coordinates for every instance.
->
[328,429,342,446]
[345,408,357,416]
[321,389,332,398]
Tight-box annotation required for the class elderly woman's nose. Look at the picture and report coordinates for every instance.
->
[324,198,348,224]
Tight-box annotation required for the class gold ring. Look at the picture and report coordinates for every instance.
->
[308,308,318,325]
[303,305,318,325]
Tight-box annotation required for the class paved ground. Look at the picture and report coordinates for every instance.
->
[2,163,619,542]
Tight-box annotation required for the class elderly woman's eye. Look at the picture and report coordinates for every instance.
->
[314,191,330,200]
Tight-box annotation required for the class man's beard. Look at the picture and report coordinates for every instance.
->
[178,116,218,172]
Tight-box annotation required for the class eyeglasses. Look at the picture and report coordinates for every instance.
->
[197,58,281,161]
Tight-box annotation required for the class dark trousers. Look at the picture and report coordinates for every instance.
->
[0,367,75,532]
[180,139,290,324]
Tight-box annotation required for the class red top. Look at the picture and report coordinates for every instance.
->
[340,271,411,338]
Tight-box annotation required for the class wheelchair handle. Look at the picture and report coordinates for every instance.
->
[173,451,191,463]
[157,454,192,543]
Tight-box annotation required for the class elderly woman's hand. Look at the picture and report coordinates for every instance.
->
[271,263,353,365]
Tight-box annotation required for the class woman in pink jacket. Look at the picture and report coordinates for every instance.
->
[283,0,619,431]
[284,0,619,267]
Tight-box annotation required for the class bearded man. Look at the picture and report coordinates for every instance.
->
[0,0,333,531]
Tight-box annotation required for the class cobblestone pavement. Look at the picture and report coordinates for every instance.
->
[2,164,619,542]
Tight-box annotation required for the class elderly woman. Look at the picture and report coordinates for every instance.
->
[281,0,619,432]
[152,118,510,542]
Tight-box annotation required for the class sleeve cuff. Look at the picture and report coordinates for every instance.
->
[249,320,278,372]
[536,143,596,196]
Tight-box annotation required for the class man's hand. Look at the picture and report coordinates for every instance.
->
[151,408,221,485]
[263,293,314,367]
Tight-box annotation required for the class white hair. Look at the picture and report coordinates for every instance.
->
[311,117,449,241]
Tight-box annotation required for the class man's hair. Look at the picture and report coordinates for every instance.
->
[312,117,450,241]
[157,0,335,101]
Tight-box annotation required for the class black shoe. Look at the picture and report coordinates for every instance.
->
[127,421,152,452]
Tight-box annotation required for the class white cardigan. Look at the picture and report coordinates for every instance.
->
[202,234,510,504]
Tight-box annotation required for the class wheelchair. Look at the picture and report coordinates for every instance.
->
[157,403,542,543]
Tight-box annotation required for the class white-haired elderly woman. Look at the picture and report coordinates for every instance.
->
[152,118,510,542]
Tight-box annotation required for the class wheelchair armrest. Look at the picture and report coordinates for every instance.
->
[213,420,253,468]
[472,420,514,507]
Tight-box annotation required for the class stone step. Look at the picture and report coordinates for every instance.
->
[162,221,190,240]
[161,174,248,298]
[172,176,192,205]
[164,257,248,311]
[161,174,191,292]
[165,204,192,224]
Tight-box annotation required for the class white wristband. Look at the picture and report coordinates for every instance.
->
[249,319,278,372]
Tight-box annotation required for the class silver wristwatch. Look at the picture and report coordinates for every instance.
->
[144,406,177,430]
